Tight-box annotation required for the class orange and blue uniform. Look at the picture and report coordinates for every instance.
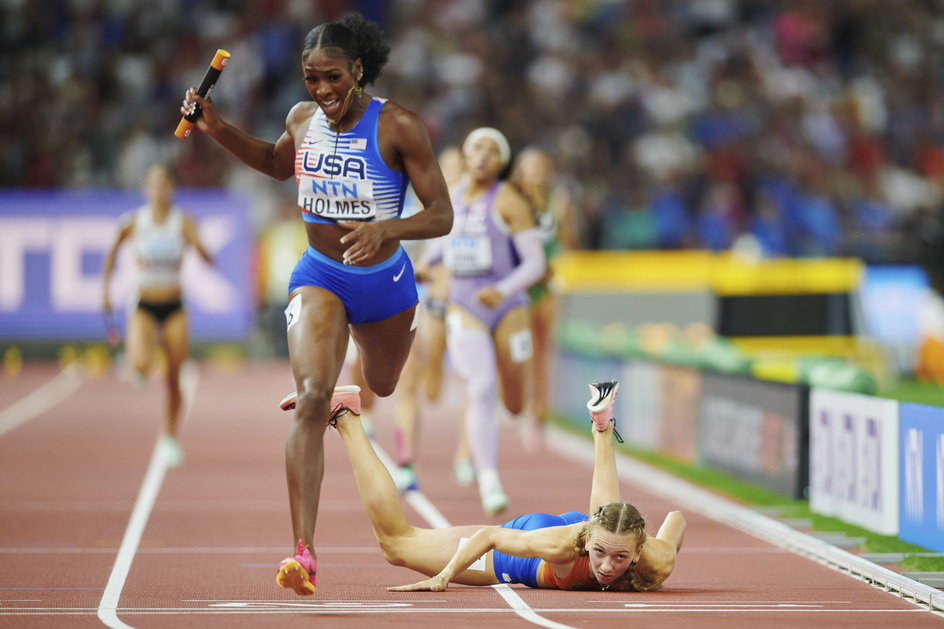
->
[491,512,589,588]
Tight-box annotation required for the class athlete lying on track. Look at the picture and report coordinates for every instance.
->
[277,380,686,593]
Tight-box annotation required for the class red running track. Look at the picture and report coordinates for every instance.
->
[0,360,942,628]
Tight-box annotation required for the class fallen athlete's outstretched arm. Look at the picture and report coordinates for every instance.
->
[587,384,622,515]
[588,423,621,516]
[388,525,574,592]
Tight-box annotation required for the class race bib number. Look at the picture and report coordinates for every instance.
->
[509,328,533,363]
[298,175,377,220]
[444,235,493,276]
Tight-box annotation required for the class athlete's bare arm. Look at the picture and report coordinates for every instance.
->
[474,182,543,309]
[182,92,303,180]
[588,424,621,517]
[389,524,578,592]
[101,219,135,313]
[496,183,538,234]
[182,216,214,266]
[635,511,686,589]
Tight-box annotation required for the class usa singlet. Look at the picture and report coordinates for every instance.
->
[133,205,185,290]
[294,97,409,224]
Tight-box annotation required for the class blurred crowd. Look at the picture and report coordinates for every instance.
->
[3,0,944,284]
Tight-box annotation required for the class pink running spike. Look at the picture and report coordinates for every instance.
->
[276,539,317,595]
[279,385,362,414]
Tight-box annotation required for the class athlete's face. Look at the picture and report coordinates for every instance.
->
[585,528,641,587]
[463,137,505,184]
[514,152,553,191]
[302,48,362,122]
[145,166,174,208]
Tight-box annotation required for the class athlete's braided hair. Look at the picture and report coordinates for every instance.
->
[301,12,390,88]
[573,502,648,590]
[574,502,646,556]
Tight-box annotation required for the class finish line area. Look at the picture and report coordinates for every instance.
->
[0,361,940,628]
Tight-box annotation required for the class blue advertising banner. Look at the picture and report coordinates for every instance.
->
[899,403,944,552]
[0,189,253,341]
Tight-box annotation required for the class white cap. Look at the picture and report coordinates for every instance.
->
[462,127,511,167]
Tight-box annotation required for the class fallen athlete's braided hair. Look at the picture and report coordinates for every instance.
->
[574,502,653,591]
[574,502,646,556]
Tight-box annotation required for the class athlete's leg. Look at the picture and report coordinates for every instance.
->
[285,286,351,554]
[349,305,417,397]
[421,264,450,401]
[422,305,448,402]
[333,404,414,544]
[333,411,498,584]
[493,306,531,415]
[392,331,423,489]
[125,305,158,380]
[529,293,557,425]
[447,306,506,515]
[452,400,475,486]
[159,309,189,438]
[494,305,541,451]
[346,344,375,435]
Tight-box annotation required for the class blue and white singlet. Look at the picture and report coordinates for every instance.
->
[294,97,408,224]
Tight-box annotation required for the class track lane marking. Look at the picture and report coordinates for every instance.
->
[96,362,199,629]
[372,440,577,629]
[3,606,933,616]
[0,366,82,436]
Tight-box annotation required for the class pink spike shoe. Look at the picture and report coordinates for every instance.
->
[276,539,317,595]
[279,385,362,426]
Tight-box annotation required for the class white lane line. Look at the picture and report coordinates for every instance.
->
[372,446,451,530]
[491,584,583,629]
[96,441,167,629]
[97,362,200,629]
[3,606,932,616]
[0,366,82,436]
[371,439,577,629]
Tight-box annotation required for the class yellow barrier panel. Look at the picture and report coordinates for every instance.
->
[711,255,863,295]
[554,251,864,294]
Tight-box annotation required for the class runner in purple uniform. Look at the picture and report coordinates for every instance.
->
[437,128,547,516]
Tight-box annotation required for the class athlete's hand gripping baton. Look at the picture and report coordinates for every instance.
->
[174,49,230,139]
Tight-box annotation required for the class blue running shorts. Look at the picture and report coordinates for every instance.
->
[288,245,418,325]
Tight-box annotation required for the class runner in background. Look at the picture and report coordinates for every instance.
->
[101,163,214,468]
[509,148,581,448]
[437,127,546,516]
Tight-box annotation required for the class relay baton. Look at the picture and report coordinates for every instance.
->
[174,49,231,139]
